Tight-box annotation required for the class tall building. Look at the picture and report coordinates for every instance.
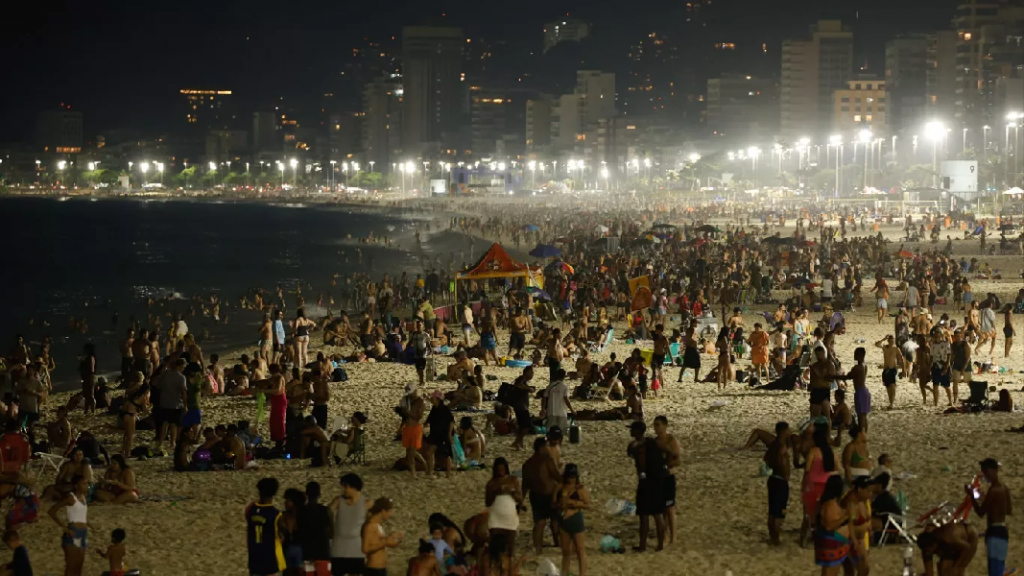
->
[953,0,1024,134]
[833,78,886,132]
[362,79,403,173]
[329,112,363,161]
[622,32,683,118]
[780,20,854,139]
[401,26,464,152]
[252,112,280,156]
[180,89,234,130]
[927,31,959,123]
[526,95,554,152]
[543,19,590,53]
[551,71,616,151]
[885,35,929,134]
[35,107,83,154]
[706,74,779,143]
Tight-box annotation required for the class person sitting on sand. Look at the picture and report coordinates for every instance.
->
[459,416,486,464]
[332,411,368,462]
[41,448,93,501]
[44,406,72,455]
[93,455,139,504]
[446,351,475,381]
[408,539,442,576]
[296,415,332,467]
[173,425,201,472]
[211,424,247,471]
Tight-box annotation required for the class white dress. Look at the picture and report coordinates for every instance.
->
[487,494,519,531]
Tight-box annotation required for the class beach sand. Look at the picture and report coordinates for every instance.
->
[18,229,1024,576]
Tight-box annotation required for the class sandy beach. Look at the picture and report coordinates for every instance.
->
[15,220,1024,576]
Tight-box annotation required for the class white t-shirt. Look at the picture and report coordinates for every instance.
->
[906,286,919,308]
[546,380,569,418]
[822,279,834,298]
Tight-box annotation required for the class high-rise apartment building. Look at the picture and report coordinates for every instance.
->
[953,0,1024,135]
[252,112,280,156]
[35,107,83,154]
[363,79,403,173]
[780,20,854,139]
[543,19,590,53]
[552,71,616,151]
[401,26,464,151]
[180,89,233,130]
[706,74,779,143]
[833,78,886,132]
[469,88,531,159]
[885,36,929,134]
[926,31,959,123]
[526,96,554,152]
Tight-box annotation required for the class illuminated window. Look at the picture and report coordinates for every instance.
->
[854,115,862,122]
[866,115,873,122]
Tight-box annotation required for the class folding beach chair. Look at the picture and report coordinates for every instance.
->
[666,342,681,365]
[334,429,366,466]
[589,328,614,353]
[877,512,914,546]
[29,451,66,476]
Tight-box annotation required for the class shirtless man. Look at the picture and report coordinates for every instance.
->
[311,369,330,429]
[509,308,530,359]
[763,421,791,546]
[119,329,134,383]
[401,388,427,478]
[407,541,442,576]
[968,458,1012,576]
[653,415,682,546]
[547,328,566,382]
[874,335,900,409]
[258,314,272,361]
[131,330,152,377]
[807,347,836,420]
[184,333,204,366]
[651,324,669,390]
[363,498,402,575]
[917,521,978,576]
[838,347,870,433]
[45,406,73,453]
[216,424,248,470]
[521,437,561,554]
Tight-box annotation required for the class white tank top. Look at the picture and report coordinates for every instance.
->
[330,494,365,558]
[67,493,88,524]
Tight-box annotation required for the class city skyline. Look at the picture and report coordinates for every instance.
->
[2,0,958,142]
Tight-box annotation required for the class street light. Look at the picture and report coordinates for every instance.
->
[983,125,991,152]
[289,158,298,187]
[140,162,149,186]
[528,160,537,188]
[962,127,968,154]
[277,161,284,189]
[858,130,872,192]
[156,162,164,186]
[925,121,945,187]
[829,135,842,197]
[88,162,95,171]
[329,160,336,191]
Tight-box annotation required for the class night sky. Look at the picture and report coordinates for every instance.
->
[0,0,956,142]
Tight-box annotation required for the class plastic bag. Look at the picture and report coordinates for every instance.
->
[599,535,622,553]
[536,557,560,576]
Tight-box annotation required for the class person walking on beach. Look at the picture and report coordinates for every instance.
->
[522,437,560,555]
[78,343,97,415]
[409,321,431,388]
[651,324,669,391]
[875,336,899,409]
[401,388,427,478]
[272,310,287,364]
[246,478,285,576]
[155,358,188,453]
[838,347,870,433]
[331,474,370,576]
[553,463,590,576]
[764,421,791,546]
[873,277,889,324]
[48,474,90,576]
[968,458,1012,576]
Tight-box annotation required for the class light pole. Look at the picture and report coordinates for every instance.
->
[891,135,898,165]
[925,121,945,188]
[244,162,249,188]
[157,162,164,186]
[963,128,968,155]
[329,160,336,191]
[369,161,375,174]
[290,158,298,188]
[858,129,871,193]
[140,162,149,186]
[208,162,216,187]
[528,161,536,188]
[830,135,842,197]
[277,161,284,189]
[983,125,991,153]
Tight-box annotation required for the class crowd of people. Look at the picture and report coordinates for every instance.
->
[1,198,1021,575]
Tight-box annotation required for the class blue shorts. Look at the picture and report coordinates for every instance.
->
[62,524,87,549]
[182,409,202,428]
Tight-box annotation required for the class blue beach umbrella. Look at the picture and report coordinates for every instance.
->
[529,244,562,258]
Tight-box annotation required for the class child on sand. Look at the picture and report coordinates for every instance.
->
[98,528,127,576]
[2,530,32,576]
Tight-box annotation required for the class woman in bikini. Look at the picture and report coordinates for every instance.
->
[800,425,840,548]
[841,424,871,484]
[93,455,139,504]
[119,373,149,457]
[294,308,316,369]
[553,463,590,576]
[841,476,873,576]
[814,475,851,575]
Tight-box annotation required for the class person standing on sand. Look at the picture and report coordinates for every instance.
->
[1002,304,1015,358]
[259,314,273,361]
[48,474,90,576]
[653,415,681,546]
[930,328,953,408]
[246,478,285,576]
[331,473,371,576]
[678,326,701,383]
[401,388,427,478]
[950,328,972,405]
[509,308,530,359]
[874,336,899,409]
[651,324,669,391]
[256,364,288,449]
[362,498,402,576]
[155,358,188,453]
[873,277,889,324]
[627,420,666,552]
[838,347,870,433]
[78,343,97,415]
[522,437,561,555]
[808,347,836,421]
[409,321,431,388]
[968,458,1012,576]
[510,367,536,451]
[976,301,997,357]
[119,329,134,383]
[764,421,791,546]
[272,310,287,364]
[486,457,523,573]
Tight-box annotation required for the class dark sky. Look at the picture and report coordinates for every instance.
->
[0,0,956,142]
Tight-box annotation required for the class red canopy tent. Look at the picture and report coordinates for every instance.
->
[456,243,543,284]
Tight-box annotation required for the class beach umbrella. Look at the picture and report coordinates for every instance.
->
[799,240,818,247]
[529,244,562,258]
[1002,187,1024,196]
[695,224,722,233]
[644,234,663,244]
[651,223,677,231]
[545,261,575,275]
[522,224,540,232]
[761,236,792,245]
[898,250,916,259]
[630,237,655,247]
[525,286,552,300]
[553,236,572,244]
[687,237,707,247]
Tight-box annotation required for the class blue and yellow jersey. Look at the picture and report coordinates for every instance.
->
[245,502,285,575]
